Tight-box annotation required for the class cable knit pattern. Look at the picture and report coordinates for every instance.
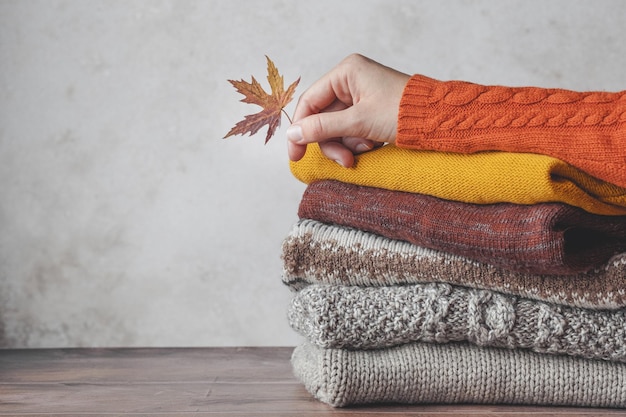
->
[397,74,626,188]
[288,283,626,363]
[289,143,626,216]
[281,219,626,309]
[292,342,626,408]
[297,180,626,275]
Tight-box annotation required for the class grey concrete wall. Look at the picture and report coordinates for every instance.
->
[1,0,624,347]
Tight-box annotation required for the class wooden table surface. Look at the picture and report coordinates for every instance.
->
[1,347,624,416]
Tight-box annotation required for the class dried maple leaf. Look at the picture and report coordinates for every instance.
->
[224,56,300,144]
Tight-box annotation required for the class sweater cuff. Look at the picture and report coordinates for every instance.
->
[396,74,439,149]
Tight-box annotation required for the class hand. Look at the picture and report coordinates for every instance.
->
[286,54,410,167]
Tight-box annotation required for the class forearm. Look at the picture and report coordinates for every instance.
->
[396,75,626,187]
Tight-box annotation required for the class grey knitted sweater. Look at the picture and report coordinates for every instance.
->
[292,341,626,408]
[288,282,626,362]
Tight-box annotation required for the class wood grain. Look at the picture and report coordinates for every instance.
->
[0,347,623,416]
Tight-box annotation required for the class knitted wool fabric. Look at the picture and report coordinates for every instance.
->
[396,74,626,188]
[289,143,626,216]
[282,219,626,309]
[292,342,626,408]
[288,283,626,363]
[298,180,626,274]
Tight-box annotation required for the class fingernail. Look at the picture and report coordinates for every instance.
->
[356,143,372,153]
[286,125,303,143]
[334,159,347,168]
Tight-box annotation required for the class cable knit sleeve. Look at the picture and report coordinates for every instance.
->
[396,74,626,188]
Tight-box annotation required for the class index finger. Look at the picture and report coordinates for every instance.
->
[292,68,352,122]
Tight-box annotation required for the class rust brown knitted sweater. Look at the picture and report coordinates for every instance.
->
[298,180,626,275]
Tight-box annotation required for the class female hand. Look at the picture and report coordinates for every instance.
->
[286,54,410,168]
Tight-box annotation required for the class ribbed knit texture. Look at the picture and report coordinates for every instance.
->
[292,341,626,408]
[396,74,626,188]
[282,219,626,309]
[297,181,626,274]
[288,283,626,362]
[289,143,626,216]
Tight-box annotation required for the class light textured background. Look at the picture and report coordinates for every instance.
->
[1,0,625,348]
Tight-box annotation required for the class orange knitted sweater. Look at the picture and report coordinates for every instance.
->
[396,75,626,188]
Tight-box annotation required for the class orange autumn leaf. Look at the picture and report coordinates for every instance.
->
[224,56,300,144]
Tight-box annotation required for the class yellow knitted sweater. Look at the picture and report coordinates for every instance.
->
[289,144,626,216]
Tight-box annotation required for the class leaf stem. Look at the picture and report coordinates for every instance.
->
[282,109,293,124]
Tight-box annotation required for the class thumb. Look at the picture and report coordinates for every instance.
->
[287,108,361,145]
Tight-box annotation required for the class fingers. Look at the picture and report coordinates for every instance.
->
[287,139,308,162]
[286,99,378,166]
[287,92,353,163]
[286,134,378,168]
[287,106,362,145]
[286,107,365,167]
[318,141,356,168]
[342,137,380,154]
[292,79,344,123]
[287,135,355,167]
[291,61,352,123]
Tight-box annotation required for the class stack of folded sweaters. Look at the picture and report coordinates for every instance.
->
[281,125,626,406]
[280,76,626,408]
